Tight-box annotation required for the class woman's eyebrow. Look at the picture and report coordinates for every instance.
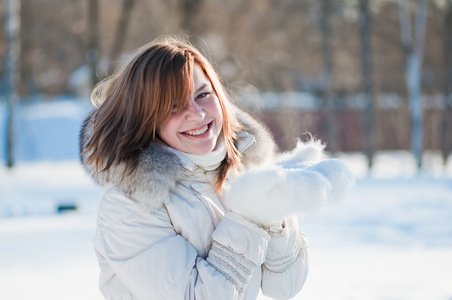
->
[194,83,211,95]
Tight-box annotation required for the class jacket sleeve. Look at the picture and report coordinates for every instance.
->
[261,216,309,300]
[94,188,271,300]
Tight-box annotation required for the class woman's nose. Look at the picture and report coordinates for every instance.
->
[185,100,206,122]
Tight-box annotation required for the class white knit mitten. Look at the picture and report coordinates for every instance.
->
[224,140,355,227]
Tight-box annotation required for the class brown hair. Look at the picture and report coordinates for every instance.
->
[83,37,242,192]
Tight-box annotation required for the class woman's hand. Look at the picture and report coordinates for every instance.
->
[223,140,355,227]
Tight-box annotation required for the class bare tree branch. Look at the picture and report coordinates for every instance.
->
[86,0,99,87]
[442,0,452,163]
[109,0,136,66]
[5,0,21,168]
[398,0,413,52]
[359,0,375,169]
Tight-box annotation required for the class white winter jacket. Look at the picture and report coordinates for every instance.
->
[80,107,309,300]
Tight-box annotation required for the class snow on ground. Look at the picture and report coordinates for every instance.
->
[0,100,452,299]
[0,162,102,300]
[1,155,451,300]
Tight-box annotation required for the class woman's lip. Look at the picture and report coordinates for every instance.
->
[180,121,212,136]
[186,123,209,132]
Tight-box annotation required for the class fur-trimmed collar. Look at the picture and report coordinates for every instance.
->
[79,106,276,212]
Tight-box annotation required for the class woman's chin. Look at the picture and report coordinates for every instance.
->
[188,143,216,155]
[179,134,219,155]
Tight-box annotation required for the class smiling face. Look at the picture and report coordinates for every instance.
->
[157,64,223,155]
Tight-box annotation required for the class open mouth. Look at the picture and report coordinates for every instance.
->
[181,122,212,136]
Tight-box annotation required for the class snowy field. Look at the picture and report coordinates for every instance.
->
[1,100,452,299]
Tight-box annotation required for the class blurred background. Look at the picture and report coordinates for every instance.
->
[1,0,452,163]
[0,0,452,299]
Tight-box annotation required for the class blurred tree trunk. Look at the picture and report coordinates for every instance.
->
[5,0,21,168]
[180,0,203,35]
[87,0,99,87]
[359,0,374,170]
[19,0,32,98]
[107,0,136,75]
[320,0,338,153]
[441,0,452,164]
[398,0,429,170]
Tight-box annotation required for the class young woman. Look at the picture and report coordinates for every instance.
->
[80,37,354,299]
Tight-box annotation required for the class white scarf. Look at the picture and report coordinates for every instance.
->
[174,134,227,171]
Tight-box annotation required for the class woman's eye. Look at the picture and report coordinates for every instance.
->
[171,104,178,112]
[197,92,210,99]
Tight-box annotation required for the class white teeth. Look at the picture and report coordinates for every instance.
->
[186,125,208,136]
